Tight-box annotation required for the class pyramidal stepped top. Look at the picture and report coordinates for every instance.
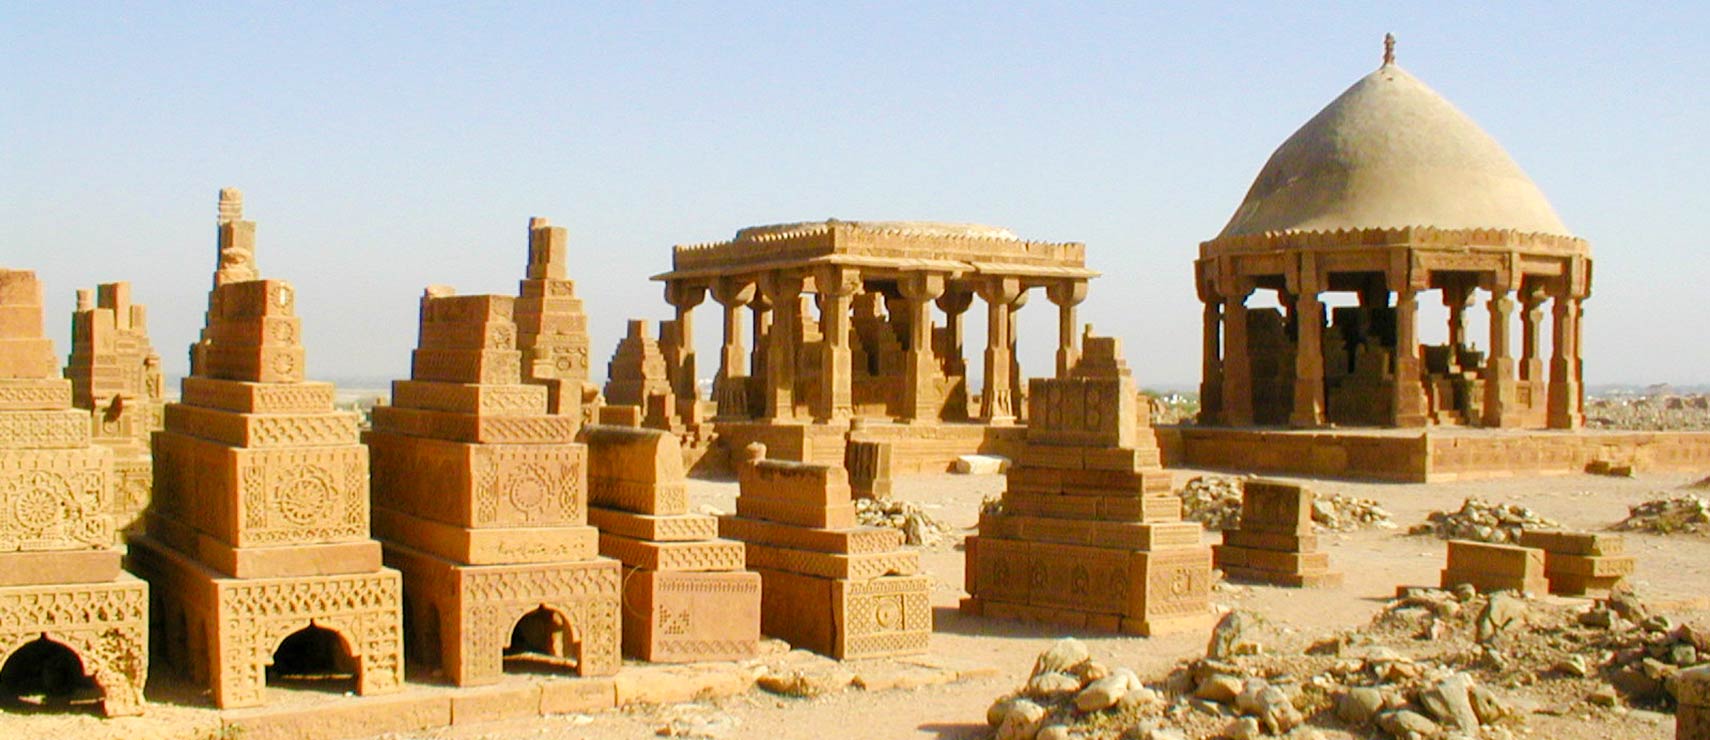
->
[1216,34,1572,239]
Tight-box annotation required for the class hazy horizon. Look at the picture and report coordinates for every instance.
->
[6,4,1707,389]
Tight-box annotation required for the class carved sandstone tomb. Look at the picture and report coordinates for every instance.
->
[1212,479,1343,588]
[719,443,931,658]
[66,281,166,537]
[1515,530,1634,596]
[369,286,620,685]
[0,268,147,717]
[582,425,760,662]
[128,189,403,708]
[963,333,1215,635]
[1439,540,1548,595]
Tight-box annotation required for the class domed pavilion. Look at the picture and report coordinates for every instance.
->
[1194,36,1591,430]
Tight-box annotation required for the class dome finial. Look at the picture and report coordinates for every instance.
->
[1383,33,1396,66]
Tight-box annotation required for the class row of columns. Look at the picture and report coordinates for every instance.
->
[668,272,1087,425]
[1202,279,1585,430]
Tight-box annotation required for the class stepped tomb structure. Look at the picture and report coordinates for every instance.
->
[651,220,1096,472]
[1212,479,1343,588]
[368,282,620,684]
[602,318,714,451]
[0,268,147,717]
[720,443,931,659]
[66,281,166,536]
[962,333,1214,635]
[582,425,760,662]
[1439,540,1548,595]
[1516,530,1634,596]
[128,189,404,708]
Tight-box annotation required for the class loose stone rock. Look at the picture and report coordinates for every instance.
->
[1075,675,1131,712]
[1034,638,1091,677]
[1027,671,1085,698]
[1337,687,1384,725]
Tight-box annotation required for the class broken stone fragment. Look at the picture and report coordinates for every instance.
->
[1253,685,1302,734]
[1027,671,1084,699]
[1206,610,1251,660]
[1375,708,1440,737]
[1418,673,1480,733]
[1336,687,1384,725]
[1074,675,1132,712]
[1193,674,1244,704]
[1033,638,1091,678]
[1221,716,1262,740]
[1035,724,1072,740]
[994,698,1048,740]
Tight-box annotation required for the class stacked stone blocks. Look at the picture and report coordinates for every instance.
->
[129,190,403,709]
[963,335,1214,635]
[66,281,165,536]
[720,444,931,659]
[0,268,147,717]
[1213,479,1343,588]
[369,286,620,686]
[1516,530,1635,596]
[1439,540,1549,595]
[583,424,760,662]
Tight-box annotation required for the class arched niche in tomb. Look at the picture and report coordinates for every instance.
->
[0,636,101,714]
[266,623,358,695]
[503,604,580,674]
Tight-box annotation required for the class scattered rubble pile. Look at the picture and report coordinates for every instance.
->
[1613,495,1710,536]
[1586,394,1710,431]
[1177,476,1394,533]
[1409,498,1561,543]
[982,589,1708,740]
[854,497,954,548]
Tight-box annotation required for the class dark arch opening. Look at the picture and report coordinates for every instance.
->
[503,606,578,675]
[0,636,101,714]
[267,623,356,694]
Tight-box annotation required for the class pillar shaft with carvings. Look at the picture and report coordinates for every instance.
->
[814,267,859,422]
[977,277,1023,424]
[900,272,945,422]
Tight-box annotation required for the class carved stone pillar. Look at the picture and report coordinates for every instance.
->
[749,291,771,390]
[1289,291,1326,428]
[814,267,860,422]
[1199,299,1224,425]
[1008,289,1028,419]
[936,288,974,415]
[1547,293,1584,429]
[1520,287,1546,382]
[899,272,945,422]
[759,273,802,421]
[1444,281,1475,351]
[1220,288,1253,426]
[1482,289,1519,427]
[976,277,1023,424]
[1392,288,1428,426]
[711,278,755,420]
[664,283,706,401]
[1047,280,1087,378]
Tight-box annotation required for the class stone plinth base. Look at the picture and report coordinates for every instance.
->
[963,535,1213,636]
[712,420,1026,474]
[621,569,761,662]
[0,575,147,717]
[1163,426,1710,482]
[129,534,404,708]
[1439,540,1548,595]
[383,543,620,687]
[1517,530,1635,596]
[754,568,930,659]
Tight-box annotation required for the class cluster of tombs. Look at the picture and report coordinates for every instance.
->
[8,44,1705,726]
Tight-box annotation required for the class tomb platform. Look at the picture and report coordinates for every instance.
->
[583,424,760,663]
[1161,425,1710,483]
[712,419,1025,475]
[720,444,931,659]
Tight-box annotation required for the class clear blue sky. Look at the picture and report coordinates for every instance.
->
[4,3,1706,389]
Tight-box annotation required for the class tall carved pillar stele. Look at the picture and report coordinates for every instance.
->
[759,273,803,421]
[976,277,1023,424]
[711,278,755,420]
[664,282,705,402]
[1482,289,1519,427]
[1547,290,1584,429]
[1392,287,1428,426]
[1289,291,1326,427]
[814,267,859,422]
[1047,280,1087,378]
[900,272,945,422]
[1220,287,1254,426]
[1199,298,1224,424]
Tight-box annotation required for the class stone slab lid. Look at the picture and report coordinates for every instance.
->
[1217,39,1572,239]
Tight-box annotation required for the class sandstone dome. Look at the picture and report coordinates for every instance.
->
[1217,57,1571,239]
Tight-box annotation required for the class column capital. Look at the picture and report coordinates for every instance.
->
[664,281,706,310]
[1046,280,1087,308]
[975,275,1024,306]
[815,265,862,297]
[758,272,804,303]
[710,277,755,307]
[935,286,974,315]
[898,271,945,302]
